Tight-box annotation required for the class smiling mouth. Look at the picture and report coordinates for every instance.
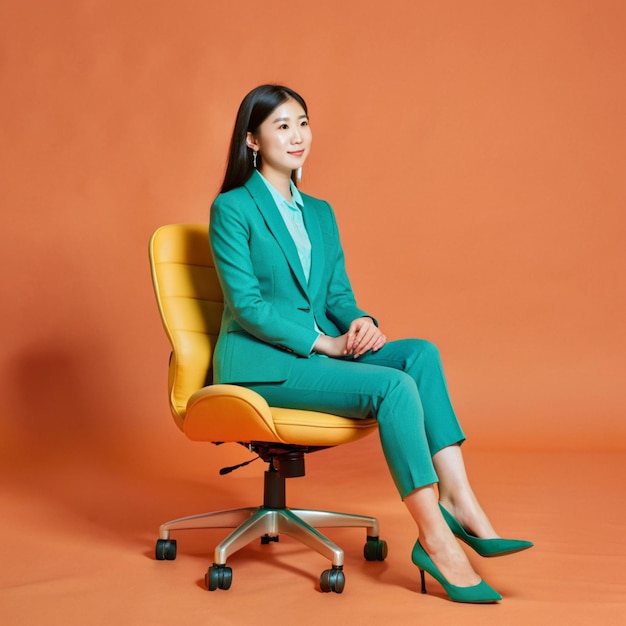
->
[288,150,305,157]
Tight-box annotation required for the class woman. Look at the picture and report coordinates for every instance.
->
[209,84,532,603]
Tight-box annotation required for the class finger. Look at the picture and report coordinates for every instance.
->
[345,327,358,352]
[354,331,379,357]
[346,328,363,354]
[348,319,375,355]
[352,328,375,354]
[365,331,386,354]
[372,334,387,351]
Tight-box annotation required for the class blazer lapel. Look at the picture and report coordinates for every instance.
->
[244,173,309,295]
[301,195,325,299]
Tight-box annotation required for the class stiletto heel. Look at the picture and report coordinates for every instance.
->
[419,568,426,594]
[439,503,533,558]
[412,540,502,603]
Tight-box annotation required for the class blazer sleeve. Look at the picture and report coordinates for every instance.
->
[209,192,320,357]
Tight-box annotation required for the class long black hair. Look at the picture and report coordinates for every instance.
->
[220,84,308,193]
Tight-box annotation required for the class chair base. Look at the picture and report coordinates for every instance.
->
[158,466,381,568]
[159,504,380,567]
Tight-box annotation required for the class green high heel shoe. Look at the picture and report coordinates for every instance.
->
[411,540,502,603]
[439,503,533,557]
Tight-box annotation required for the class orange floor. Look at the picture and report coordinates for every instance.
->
[2,436,625,626]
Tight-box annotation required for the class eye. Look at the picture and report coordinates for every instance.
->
[300,119,309,127]
[279,123,289,130]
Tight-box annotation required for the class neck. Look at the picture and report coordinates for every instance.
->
[259,168,292,202]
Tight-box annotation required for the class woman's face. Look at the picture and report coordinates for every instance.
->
[247,98,312,181]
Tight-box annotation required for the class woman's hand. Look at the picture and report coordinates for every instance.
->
[313,333,350,358]
[314,318,386,358]
[345,317,386,358]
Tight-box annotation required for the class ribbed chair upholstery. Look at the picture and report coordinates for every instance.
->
[149,224,386,593]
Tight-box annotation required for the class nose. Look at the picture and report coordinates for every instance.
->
[291,127,303,143]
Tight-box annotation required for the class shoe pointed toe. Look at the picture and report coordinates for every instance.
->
[439,503,533,557]
[475,537,534,558]
[453,580,502,603]
[411,540,502,604]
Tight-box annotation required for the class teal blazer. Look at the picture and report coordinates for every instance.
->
[209,171,373,384]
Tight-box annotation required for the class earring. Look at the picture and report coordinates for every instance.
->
[253,150,258,168]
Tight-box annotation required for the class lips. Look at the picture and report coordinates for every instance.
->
[288,150,305,157]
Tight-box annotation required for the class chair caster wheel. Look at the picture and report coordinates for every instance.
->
[155,539,177,560]
[206,564,233,591]
[320,566,345,593]
[363,536,387,561]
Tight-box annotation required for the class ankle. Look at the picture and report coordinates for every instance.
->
[417,533,481,587]
[439,498,499,539]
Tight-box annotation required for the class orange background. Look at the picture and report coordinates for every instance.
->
[1,1,625,624]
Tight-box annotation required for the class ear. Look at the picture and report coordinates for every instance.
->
[246,132,259,151]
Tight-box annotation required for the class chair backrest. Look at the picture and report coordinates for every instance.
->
[149,224,223,429]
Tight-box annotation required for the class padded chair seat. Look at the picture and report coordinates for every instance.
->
[184,383,378,446]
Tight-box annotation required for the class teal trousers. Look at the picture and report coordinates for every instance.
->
[246,339,466,499]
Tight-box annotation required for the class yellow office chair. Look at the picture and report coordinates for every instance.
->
[149,224,387,593]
